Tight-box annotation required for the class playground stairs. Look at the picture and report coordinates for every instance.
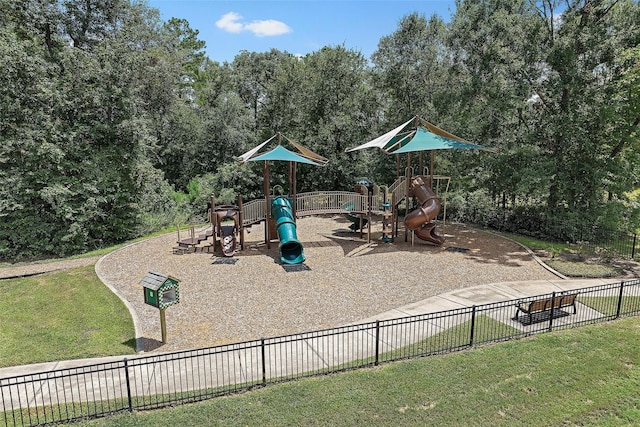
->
[173,243,216,255]
[172,228,214,255]
[172,246,191,255]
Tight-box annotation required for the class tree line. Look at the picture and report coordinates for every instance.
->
[1,0,638,261]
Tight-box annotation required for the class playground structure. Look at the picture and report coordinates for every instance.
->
[173,116,492,262]
[173,226,213,255]
[173,195,242,256]
[172,171,452,260]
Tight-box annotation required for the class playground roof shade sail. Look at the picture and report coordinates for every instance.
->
[390,128,494,154]
[237,134,276,163]
[345,117,415,153]
[247,144,325,166]
[345,116,495,154]
[238,133,329,166]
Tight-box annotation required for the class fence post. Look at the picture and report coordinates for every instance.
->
[123,358,133,412]
[633,234,637,259]
[616,281,625,319]
[261,338,266,386]
[469,306,477,347]
[548,292,556,332]
[374,320,380,366]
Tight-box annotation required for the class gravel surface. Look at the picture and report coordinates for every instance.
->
[93,216,560,353]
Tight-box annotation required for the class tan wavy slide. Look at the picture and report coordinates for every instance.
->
[404,176,445,245]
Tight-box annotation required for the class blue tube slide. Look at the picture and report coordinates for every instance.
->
[271,196,305,264]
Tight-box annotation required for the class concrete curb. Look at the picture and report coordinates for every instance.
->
[94,234,175,354]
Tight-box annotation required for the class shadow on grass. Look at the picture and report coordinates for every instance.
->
[122,338,138,352]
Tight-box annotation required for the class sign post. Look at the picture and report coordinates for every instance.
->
[159,309,167,343]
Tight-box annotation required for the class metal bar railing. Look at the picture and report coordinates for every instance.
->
[295,191,368,216]
[489,217,640,260]
[241,199,265,227]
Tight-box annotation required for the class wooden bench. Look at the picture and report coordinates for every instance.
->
[513,293,578,324]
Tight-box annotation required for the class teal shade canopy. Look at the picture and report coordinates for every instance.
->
[390,128,492,154]
[248,144,324,166]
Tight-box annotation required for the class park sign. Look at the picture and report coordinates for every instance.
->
[140,271,180,310]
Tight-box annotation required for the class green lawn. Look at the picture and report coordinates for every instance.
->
[490,231,572,253]
[0,266,136,368]
[71,317,640,427]
[380,315,522,362]
[492,230,630,278]
[578,295,640,317]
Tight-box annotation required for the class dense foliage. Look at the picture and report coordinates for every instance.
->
[1,0,639,260]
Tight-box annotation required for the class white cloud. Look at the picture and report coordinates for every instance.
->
[244,19,291,37]
[216,12,244,33]
[216,12,292,37]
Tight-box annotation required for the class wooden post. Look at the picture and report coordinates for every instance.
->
[367,187,372,243]
[210,194,216,239]
[238,195,245,250]
[392,192,398,238]
[210,194,215,225]
[430,150,435,186]
[263,160,270,249]
[293,162,297,218]
[289,161,293,196]
[160,308,167,344]
[405,166,411,243]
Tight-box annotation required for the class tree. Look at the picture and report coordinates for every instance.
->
[442,0,551,210]
[445,0,640,226]
[371,12,463,184]
[529,0,640,221]
[0,0,189,259]
[0,26,61,258]
[372,13,449,124]
[292,46,378,191]
[230,49,290,133]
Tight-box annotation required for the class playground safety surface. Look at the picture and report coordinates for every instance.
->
[93,216,564,353]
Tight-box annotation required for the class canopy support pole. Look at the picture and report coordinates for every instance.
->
[404,164,411,243]
[263,160,270,249]
[430,150,435,187]
[238,195,245,250]
[292,161,297,218]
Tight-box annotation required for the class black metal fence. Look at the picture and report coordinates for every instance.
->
[2,279,640,426]
[533,218,638,260]
[485,216,639,260]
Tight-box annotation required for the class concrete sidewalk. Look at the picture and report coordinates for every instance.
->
[0,278,621,380]
[354,278,621,323]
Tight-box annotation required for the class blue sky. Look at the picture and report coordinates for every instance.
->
[148,0,457,63]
